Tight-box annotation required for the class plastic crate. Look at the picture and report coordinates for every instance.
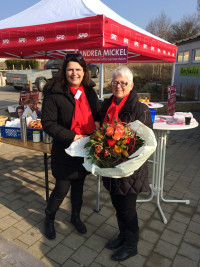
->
[0,125,43,140]
[149,108,157,123]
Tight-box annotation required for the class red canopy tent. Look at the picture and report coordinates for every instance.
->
[0,0,177,62]
[0,0,177,97]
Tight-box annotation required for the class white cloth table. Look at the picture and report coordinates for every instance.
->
[137,115,199,223]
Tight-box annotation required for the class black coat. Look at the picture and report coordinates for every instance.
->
[41,81,100,180]
[99,89,153,195]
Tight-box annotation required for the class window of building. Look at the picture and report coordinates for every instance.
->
[193,49,200,61]
[177,51,189,63]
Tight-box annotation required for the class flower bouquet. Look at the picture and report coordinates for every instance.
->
[65,120,157,178]
[84,121,144,168]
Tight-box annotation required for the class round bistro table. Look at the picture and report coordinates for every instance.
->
[137,115,199,223]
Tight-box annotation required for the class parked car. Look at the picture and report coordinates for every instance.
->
[44,59,99,78]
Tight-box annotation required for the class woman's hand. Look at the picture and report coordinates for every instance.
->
[73,134,86,142]
[95,121,100,129]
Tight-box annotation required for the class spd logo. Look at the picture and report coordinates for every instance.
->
[134,41,139,47]
[2,39,9,45]
[36,36,45,42]
[78,33,88,39]
[56,35,65,40]
[111,34,117,40]
[19,38,26,43]
[124,38,129,44]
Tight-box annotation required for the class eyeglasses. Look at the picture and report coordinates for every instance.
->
[65,53,83,61]
[111,81,129,88]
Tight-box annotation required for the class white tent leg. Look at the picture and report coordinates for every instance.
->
[170,62,175,86]
[94,175,101,212]
[95,63,104,213]
[99,63,104,100]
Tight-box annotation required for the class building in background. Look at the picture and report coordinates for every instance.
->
[174,35,200,100]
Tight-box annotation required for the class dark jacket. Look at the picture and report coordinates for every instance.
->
[99,89,153,195]
[41,80,100,180]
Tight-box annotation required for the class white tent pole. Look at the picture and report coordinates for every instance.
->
[170,62,175,86]
[98,14,105,101]
[99,63,104,100]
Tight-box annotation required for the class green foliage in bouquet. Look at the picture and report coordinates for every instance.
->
[84,121,144,168]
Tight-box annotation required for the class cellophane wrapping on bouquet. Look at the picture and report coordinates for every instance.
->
[65,120,157,178]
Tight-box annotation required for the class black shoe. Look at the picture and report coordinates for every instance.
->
[71,216,87,234]
[111,245,138,261]
[44,219,56,240]
[105,236,124,250]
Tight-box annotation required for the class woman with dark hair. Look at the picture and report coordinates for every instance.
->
[41,53,100,239]
[16,105,24,118]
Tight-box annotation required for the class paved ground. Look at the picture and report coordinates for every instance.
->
[0,100,200,265]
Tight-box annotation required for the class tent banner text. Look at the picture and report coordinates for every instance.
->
[79,46,128,63]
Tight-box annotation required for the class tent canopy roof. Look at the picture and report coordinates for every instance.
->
[0,0,177,62]
[0,0,169,44]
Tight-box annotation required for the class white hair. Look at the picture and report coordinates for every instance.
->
[112,67,133,83]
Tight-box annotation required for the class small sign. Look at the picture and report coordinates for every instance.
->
[180,66,200,76]
[19,91,39,108]
[79,46,128,63]
[167,85,176,115]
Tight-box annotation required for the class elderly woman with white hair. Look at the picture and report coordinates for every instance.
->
[99,66,153,261]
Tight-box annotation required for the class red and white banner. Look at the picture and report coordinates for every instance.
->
[79,46,128,63]
[167,85,176,115]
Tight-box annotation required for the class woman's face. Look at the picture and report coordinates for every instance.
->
[112,74,133,100]
[17,109,24,117]
[66,61,84,89]
[28,102,34,109]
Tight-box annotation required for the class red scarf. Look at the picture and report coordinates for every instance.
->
[103,93,130,124]
[70,84,95,135]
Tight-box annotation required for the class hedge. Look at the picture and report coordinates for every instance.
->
[5,59,39,70]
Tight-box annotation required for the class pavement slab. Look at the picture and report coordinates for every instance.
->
[0,112,200,266]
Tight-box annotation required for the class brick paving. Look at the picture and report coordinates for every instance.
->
[0,112,200,266]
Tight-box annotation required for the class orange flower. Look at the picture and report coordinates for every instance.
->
[113,145,122,154]
[113,130,124,140]
[116,124,124,134]
[105,126,114,136]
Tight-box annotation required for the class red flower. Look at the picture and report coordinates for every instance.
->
[95,145,103,154]
[107,139,116,146]
[104,150,109,157]
[126,138,131,144]
[106,126,114,136]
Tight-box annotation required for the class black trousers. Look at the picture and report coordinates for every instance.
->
[46,176,86,215]
[110,193,138,233]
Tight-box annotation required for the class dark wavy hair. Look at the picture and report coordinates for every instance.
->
[59,54,90,91]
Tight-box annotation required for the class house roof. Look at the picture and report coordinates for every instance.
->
[176,35,200,45]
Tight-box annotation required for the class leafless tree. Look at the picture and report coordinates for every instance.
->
[145,11,172,41]
[169,13,200,43]
[146,11,200,43]
[198,0,200,20]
